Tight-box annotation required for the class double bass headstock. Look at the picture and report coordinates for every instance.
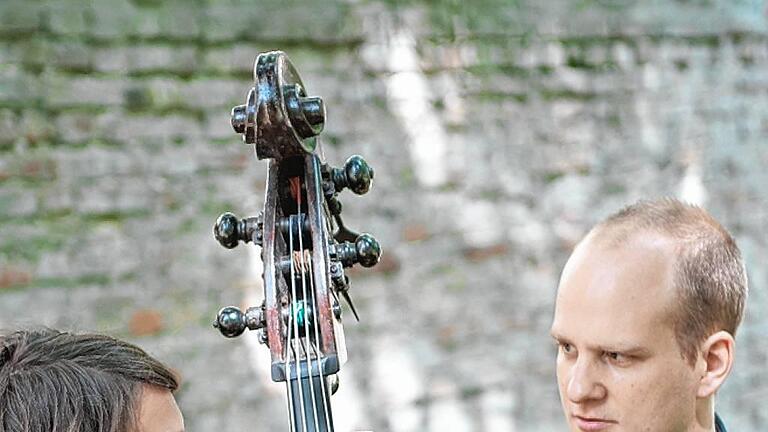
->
[210,51,380,431]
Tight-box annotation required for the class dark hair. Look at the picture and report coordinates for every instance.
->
[0,328,179,432]
[594,198,748,365]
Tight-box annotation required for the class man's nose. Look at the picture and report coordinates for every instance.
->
[567,358,607,403]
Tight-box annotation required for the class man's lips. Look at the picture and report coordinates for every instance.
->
[572,415,618,431]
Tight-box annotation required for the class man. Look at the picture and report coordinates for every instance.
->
[550,198,746,432]
[0,328,184,432]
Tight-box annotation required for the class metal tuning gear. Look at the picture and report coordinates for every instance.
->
[328,155,374,195]
[321,155,376,243]
[330,233,381,268]
[214,305,267,341]
[213,212,263,249]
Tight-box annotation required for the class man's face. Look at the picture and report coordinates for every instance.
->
[550,233,701,432]
[137,384,184,432]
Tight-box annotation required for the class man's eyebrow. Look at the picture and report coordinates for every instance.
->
[549,332,651,355]
[596,344,652,356]
[549,331,571,343]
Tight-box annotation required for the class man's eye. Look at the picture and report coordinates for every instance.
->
[560,343,574,354]
[604,352,629,364]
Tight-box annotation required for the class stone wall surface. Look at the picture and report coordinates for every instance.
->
[1,0,767,431]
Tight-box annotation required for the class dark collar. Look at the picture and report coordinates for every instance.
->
[715,413,727,432]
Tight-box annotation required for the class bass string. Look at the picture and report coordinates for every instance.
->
[284,279,297,432]
[296,183,322,432]
[289,217,309,432]
[307,254,333,432]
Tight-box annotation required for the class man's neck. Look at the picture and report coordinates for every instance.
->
[692,397,716,432]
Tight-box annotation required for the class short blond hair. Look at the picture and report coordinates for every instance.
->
[593,198,748,365]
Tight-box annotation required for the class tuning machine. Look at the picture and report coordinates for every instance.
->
[213,304,267,341]
[213,211,263,249]
[327,233,381,322]
[330,233,381,268]
[324,155,374,196]
[322,155,376,243]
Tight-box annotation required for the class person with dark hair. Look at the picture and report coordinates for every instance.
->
[0,328,184,432]
[550,198,746,432]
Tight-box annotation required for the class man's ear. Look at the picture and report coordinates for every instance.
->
[696,331,735,398]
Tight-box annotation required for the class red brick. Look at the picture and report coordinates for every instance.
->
[402,223,430,242]
[0,266,32,289]
[128,309,164,337]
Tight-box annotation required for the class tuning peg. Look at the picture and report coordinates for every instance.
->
[231,104,246,133]
[230,87,257,143]
[331,233,381,268]
[330,155,374,195]
[213,212,263,249]
[213,306,247,338]
[213,306,265,338]
[284,83,325,139]
[353,233,381,267]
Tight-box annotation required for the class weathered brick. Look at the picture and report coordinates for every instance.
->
[202,43,264,75]
[0,188,37,216]
[0,65,42,104]
[53,146,138,179]
[56,111,204,145]
[91,46,131,73]
[46,1,90,36]
[49,41,93,72]
[183,78,244,109]
[0,0,44,34]
[112,113,203,143]
[202,0,362,42]
[0,37,50,71]
[85,0,141,40]
[203,109,237,140]
[154,0,204,39]
[128,308,164,336]
[55,112,102,143]
[46,75,127,108]
[0,265,33,290]
[37,182,75,213]
[402,222,430,242]
[122,78,204,113]
[0,109,19,146]
[124,45,199,74]
[19,110,56,146]
[75,177,153,215]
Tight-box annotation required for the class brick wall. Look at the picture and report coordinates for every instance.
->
[1,1,767,430]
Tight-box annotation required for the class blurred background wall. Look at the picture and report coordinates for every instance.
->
[1,0,767,430]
